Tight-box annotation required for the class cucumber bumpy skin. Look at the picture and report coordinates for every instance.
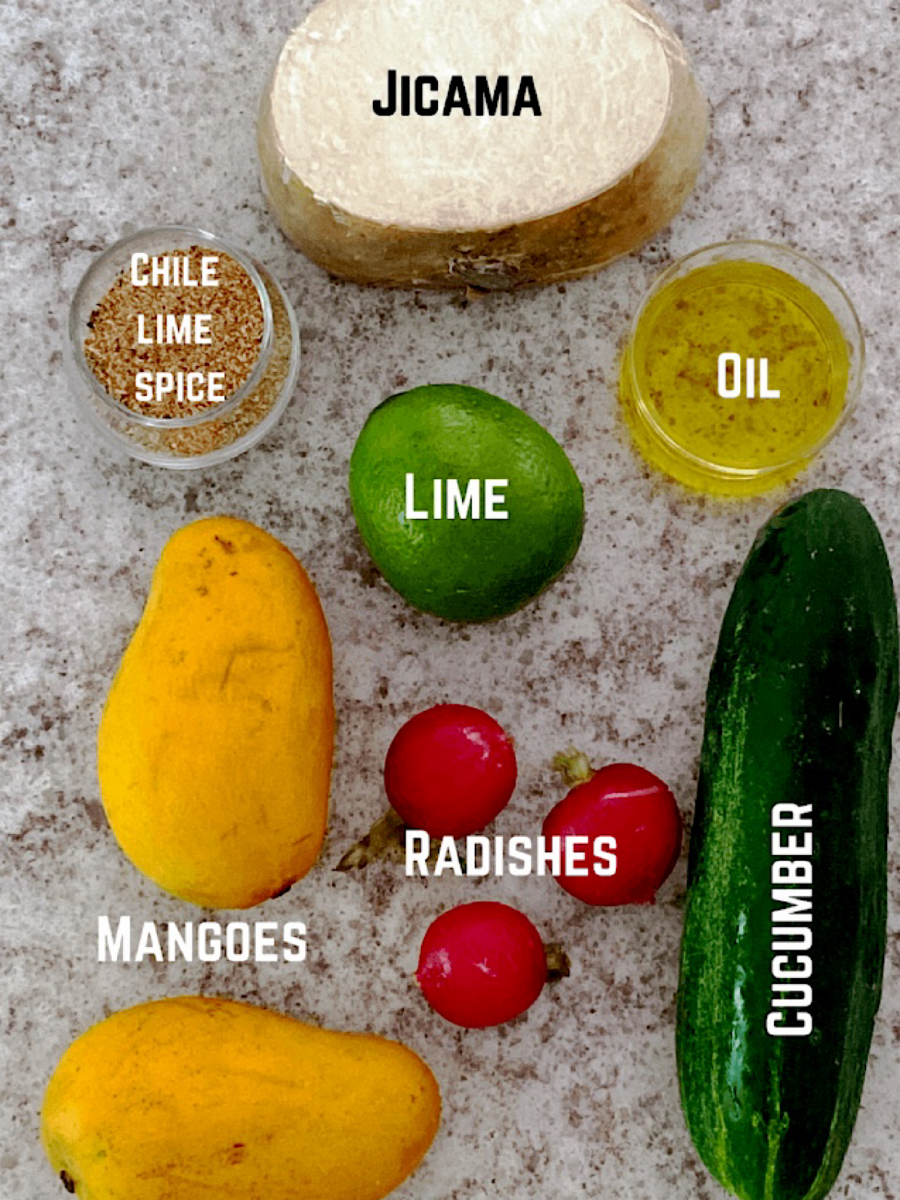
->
[676,489,899,1200]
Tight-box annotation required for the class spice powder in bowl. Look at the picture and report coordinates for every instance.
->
[67,227,300,468]
[85,246,264,417]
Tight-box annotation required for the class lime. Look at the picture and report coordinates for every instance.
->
[349,385,584,621]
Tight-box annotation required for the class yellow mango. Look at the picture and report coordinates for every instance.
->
[98,517,333,908]
[41,996,442,1200]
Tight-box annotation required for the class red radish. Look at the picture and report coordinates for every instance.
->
[385,704,517,838]
[542,750,682,905]
[416,901,550,1028]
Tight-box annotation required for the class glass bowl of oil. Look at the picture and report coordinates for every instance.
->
[619,240,864,496]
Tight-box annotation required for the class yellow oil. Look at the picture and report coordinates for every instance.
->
[619,260,851,496]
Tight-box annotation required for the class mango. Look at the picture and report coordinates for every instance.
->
[98,517,333,908]
[41,997,442,1200]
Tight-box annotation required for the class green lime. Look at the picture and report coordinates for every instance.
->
[349,384,584,621]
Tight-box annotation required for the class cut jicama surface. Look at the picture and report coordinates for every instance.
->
[258,0,708,288]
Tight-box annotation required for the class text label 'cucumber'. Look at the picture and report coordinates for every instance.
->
[768,802,813,1037]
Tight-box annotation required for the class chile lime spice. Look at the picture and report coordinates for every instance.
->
[73,236,298,463]
[84,245,264,417]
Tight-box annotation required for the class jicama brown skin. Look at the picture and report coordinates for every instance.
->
[258,0,708,289]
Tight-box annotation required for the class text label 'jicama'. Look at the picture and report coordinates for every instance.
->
[373,71,542,117]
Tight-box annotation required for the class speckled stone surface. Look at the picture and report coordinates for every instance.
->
[3,1,900,1197]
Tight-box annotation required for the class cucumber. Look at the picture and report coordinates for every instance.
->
[676,489,898,1200]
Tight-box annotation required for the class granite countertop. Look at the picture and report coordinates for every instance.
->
[3,1,900,1197]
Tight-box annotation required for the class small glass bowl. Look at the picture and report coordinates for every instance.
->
[619,240,865,496]
[66,225,301,469]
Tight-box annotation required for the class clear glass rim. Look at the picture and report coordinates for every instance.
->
[624,238,866,478]
[68,224,274,429]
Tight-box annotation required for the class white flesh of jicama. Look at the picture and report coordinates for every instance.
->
[269,0,673,230]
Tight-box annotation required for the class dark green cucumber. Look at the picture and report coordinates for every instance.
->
[676,489,898,1200]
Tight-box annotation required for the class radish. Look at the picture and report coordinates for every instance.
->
[335,704,516,871]
[416,901,566,1028]
[542,749,682,905]
[384,704,517,838]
